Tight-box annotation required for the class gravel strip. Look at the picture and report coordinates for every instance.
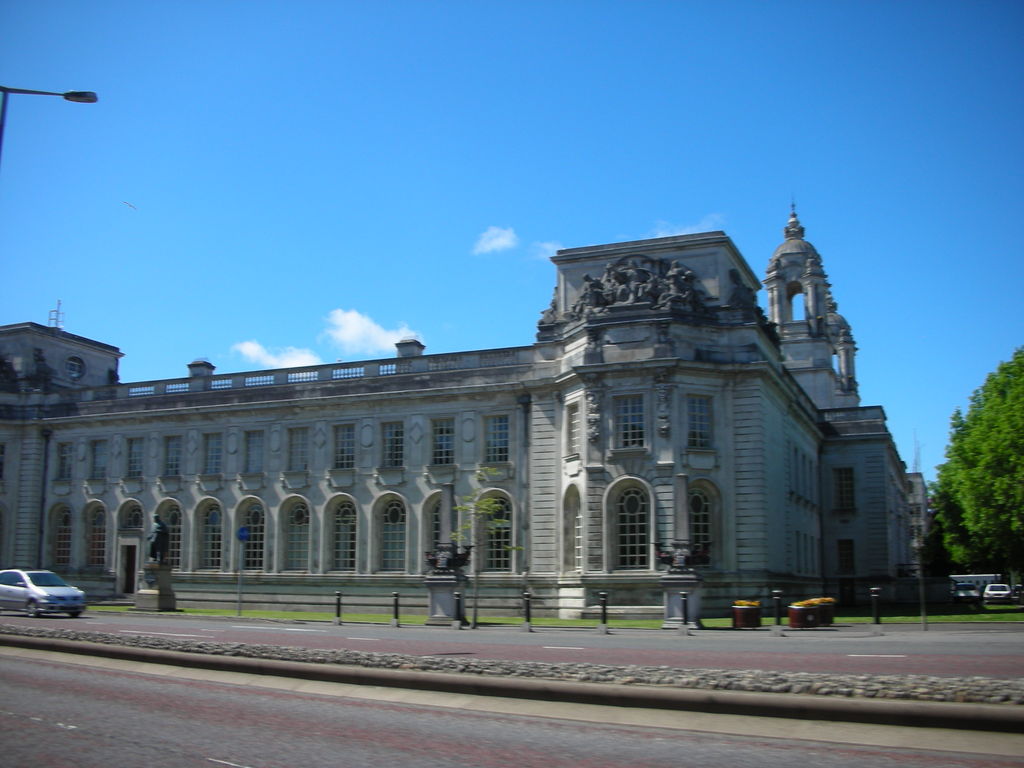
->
[3,622,1022,705]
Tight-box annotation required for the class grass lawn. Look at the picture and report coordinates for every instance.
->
[86,602,1024,628]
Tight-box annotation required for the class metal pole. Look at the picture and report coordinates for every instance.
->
[680,591,689,626]
[454,591,463,625]
[0,90,9,175]
[335,591,342,625]
[599,591,608,625]
[392,591,400,627]
[236,540,245,617]
[522,591,532,624]
[772,589,783,625]
[870,587,881,624]
[917,548,928,631]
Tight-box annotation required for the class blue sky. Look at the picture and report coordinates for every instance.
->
[2,1,1022,483]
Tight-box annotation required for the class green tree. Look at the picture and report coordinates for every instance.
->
[451,468,518,628]
[933,347,1024,575]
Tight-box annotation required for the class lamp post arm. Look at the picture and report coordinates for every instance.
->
[0,86,98,178]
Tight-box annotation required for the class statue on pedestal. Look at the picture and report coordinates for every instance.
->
[148,514,170,565]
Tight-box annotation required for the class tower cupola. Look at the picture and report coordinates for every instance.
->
[763,207,859,408]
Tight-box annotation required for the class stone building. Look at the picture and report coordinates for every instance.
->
[0,211,914,616]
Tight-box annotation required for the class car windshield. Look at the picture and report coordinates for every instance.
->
[954,583,975,589]
[26,571,69,587]
[988,584,1009,590]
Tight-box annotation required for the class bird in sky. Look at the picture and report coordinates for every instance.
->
[122,201,137,210]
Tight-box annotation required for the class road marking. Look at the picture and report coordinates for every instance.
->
[543,646,585,650]
[847,654,907,658]
[207,759,254,768]
[346,637,381,641]
[118,631,206,638]
[229,626,324,632]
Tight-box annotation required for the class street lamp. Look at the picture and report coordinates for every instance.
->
[0,85,99,175]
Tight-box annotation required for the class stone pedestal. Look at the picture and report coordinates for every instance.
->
[134,563,177,612]
[424,572,466,626]
[661,571,703,630]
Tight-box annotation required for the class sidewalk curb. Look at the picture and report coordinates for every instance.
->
[3,633,1022,733]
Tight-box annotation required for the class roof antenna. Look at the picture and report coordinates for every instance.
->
[48,300,65,330]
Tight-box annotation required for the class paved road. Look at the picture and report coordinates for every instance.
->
[4,611,1022,678]
[3,649,1023,768]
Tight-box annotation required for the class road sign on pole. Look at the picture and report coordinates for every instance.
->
[236,526,249,616]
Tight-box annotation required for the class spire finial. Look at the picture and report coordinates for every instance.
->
[784,203,805,240]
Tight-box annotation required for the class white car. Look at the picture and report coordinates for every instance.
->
[982,583,1013,605]
[0,569,86,617]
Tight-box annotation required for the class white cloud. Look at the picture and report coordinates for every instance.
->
[646,213,726,239]
[472,225,519,254]
[323,308,419,357]
[232,340,321,369]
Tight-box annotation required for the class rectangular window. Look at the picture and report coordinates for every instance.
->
[484,415,510,463]
[163,436,182,475]
[333,424,355,469]
[203,433,223,474]
[565,402,580,456]
[381,422,404,468]
[837,538,855,573]
[614,395,645,448]
[89,439,108,479]
[56,442,73,480]
[126,438,144,478]
[431,418,454,465]
[686,395,712,449]
[244,431,264,473]
[287,427,309,471]
[834,467,855,511]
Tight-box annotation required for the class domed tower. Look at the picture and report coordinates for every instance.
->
[763,207,859,409]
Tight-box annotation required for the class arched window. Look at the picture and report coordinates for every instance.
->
[284,502,310,571]
[165,505,182,569]
[379,499,406,572]
[614,486,649,570]
[689,488,713,566]
[242,503,265,571]
[87,507,106,567]
[199,504,222,570]
[120,504,143,529]
[427,496,443,550]
[484,496,513,571]
[562,486,582,573]
[331,500,357,572]
[53,508,72,567]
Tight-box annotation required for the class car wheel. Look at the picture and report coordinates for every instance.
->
[26,601,41,618]
[67,611,81,618]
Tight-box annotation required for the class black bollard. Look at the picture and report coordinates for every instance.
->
[522,591,532,624]
[870,586,881,624]
[454,591,464,625]
[772,589,783,625]
[335,591,342,625]
[392,591,400,627]
[598,591,608,625]
[680,592,689,626]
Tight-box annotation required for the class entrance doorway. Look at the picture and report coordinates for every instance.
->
[121,545,137,594]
